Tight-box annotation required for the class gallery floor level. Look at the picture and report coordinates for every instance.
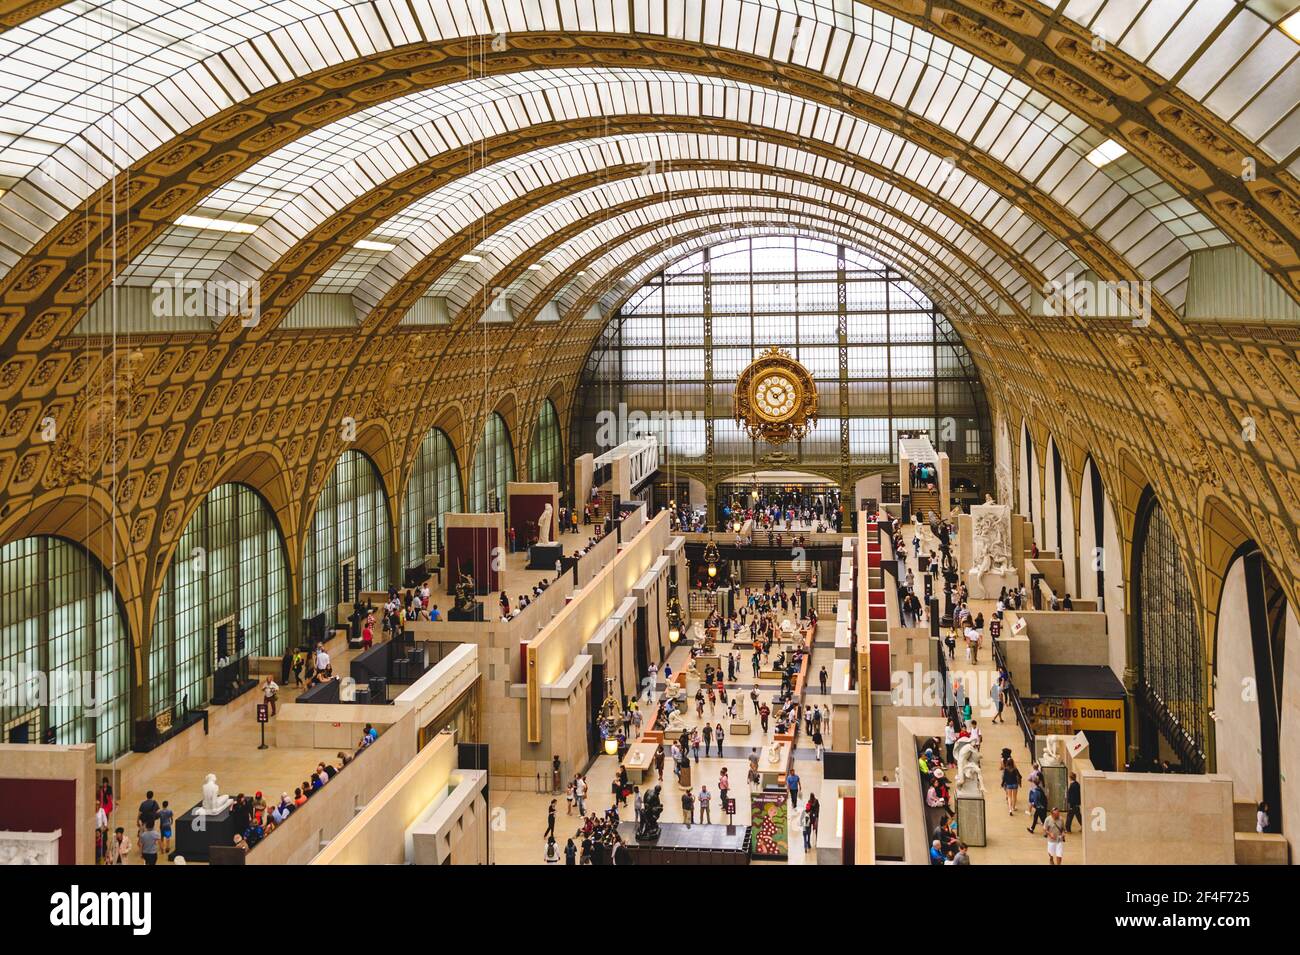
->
[0,0,1297,872]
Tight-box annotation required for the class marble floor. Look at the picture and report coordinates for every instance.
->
[899,523,1067,865]
[492,600,840,865]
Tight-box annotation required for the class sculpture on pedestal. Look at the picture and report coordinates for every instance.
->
[636,785,664,841]
[537,503,553,544]
[199,774,233,815]
[954,743,985,795]
[454,572,476,614]
[767,740,783,765]
[1041,736,1063,767]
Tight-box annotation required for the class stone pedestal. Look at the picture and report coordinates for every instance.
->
[173,803,239,862]
[966,569,1018,600]
[1041,763,1069,815]
[527,542,563,570]
[956,794,986,847]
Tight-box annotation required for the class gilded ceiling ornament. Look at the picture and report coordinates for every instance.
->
[733,347,818,446]
[1113,334,1221,490]
[47,349,145,487]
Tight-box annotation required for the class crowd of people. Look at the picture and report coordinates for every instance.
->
[97,724,382,865]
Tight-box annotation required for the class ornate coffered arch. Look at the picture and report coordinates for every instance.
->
[4,29,1295,362]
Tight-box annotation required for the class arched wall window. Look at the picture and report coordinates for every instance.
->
[469,413,515,513]
[151,483,289,714]
[572,236,989,472]
[303,450,390,620]
[0,536,130,761]
[402,428,462,567]
[528,400,563,486]
[1133,488,1207,771]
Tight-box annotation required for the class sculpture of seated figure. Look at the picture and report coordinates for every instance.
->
[666,710,688,734]
[766,740,783,765]
[200,773,233,815]
[1041,736,1062,766]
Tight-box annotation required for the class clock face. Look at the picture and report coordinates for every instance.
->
[753,373,798,421]
[733,347,818,445]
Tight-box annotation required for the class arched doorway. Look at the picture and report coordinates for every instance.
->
[1214,546,1296,841]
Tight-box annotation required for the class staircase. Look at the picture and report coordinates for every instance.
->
[909,486,940,520]
[741,559,807,586]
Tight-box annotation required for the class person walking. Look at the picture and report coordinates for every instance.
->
[800,803,814,852]
[1043,808,1066,865]
[138,819,160,866]
[819,665,828,694]
[702,722,713,757]
[1001,754,1022,815]
[1065,772,1082,832]
[812,727,824,761]
[107,827,130,865]
[544,799,557,839]
[543,836,560,863]
[574,776,587,815]
[1026,781,1048,832]
[715,722,725,756]
[564,838,577,865]
[787,768,801,805]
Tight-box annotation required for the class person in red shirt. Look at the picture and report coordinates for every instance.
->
[362,621,373,650]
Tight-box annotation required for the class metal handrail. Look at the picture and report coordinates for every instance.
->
[991,633,1035,754]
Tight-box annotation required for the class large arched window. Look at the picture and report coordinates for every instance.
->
[303,450,390,619]
[572,236,988,473]
[469,413,514,513]
[151,483,289,713]
[1133,489,1207,771]
[402,428,462,567]
[0,536,130,761]
[528,400,562,486]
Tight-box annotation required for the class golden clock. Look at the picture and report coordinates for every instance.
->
[734,347,819,445]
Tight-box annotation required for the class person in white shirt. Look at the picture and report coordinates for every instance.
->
[263,676,279,715]
[316,647,331,675]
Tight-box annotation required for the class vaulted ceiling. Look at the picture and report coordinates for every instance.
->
[0,0,1297,680]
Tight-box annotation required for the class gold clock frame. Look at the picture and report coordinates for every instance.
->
[733,346,819,445]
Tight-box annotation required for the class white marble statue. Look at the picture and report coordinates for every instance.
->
[966,502,1018,599]
[1041,736,1063,767]
[954,743,984,795]
[767,740,783,765]
[537,503,553,544]
[0,830,60,865]
[200,773,233,815]
[666,710,688,734]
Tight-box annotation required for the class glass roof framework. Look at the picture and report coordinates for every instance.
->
[2,0,1294,186]
[406,172,1031,316]
[3,2,1291,310]
[87,68,1197,327]
[446,194,1015,327]
[512,211,997,329]
[117,131,1037,312]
